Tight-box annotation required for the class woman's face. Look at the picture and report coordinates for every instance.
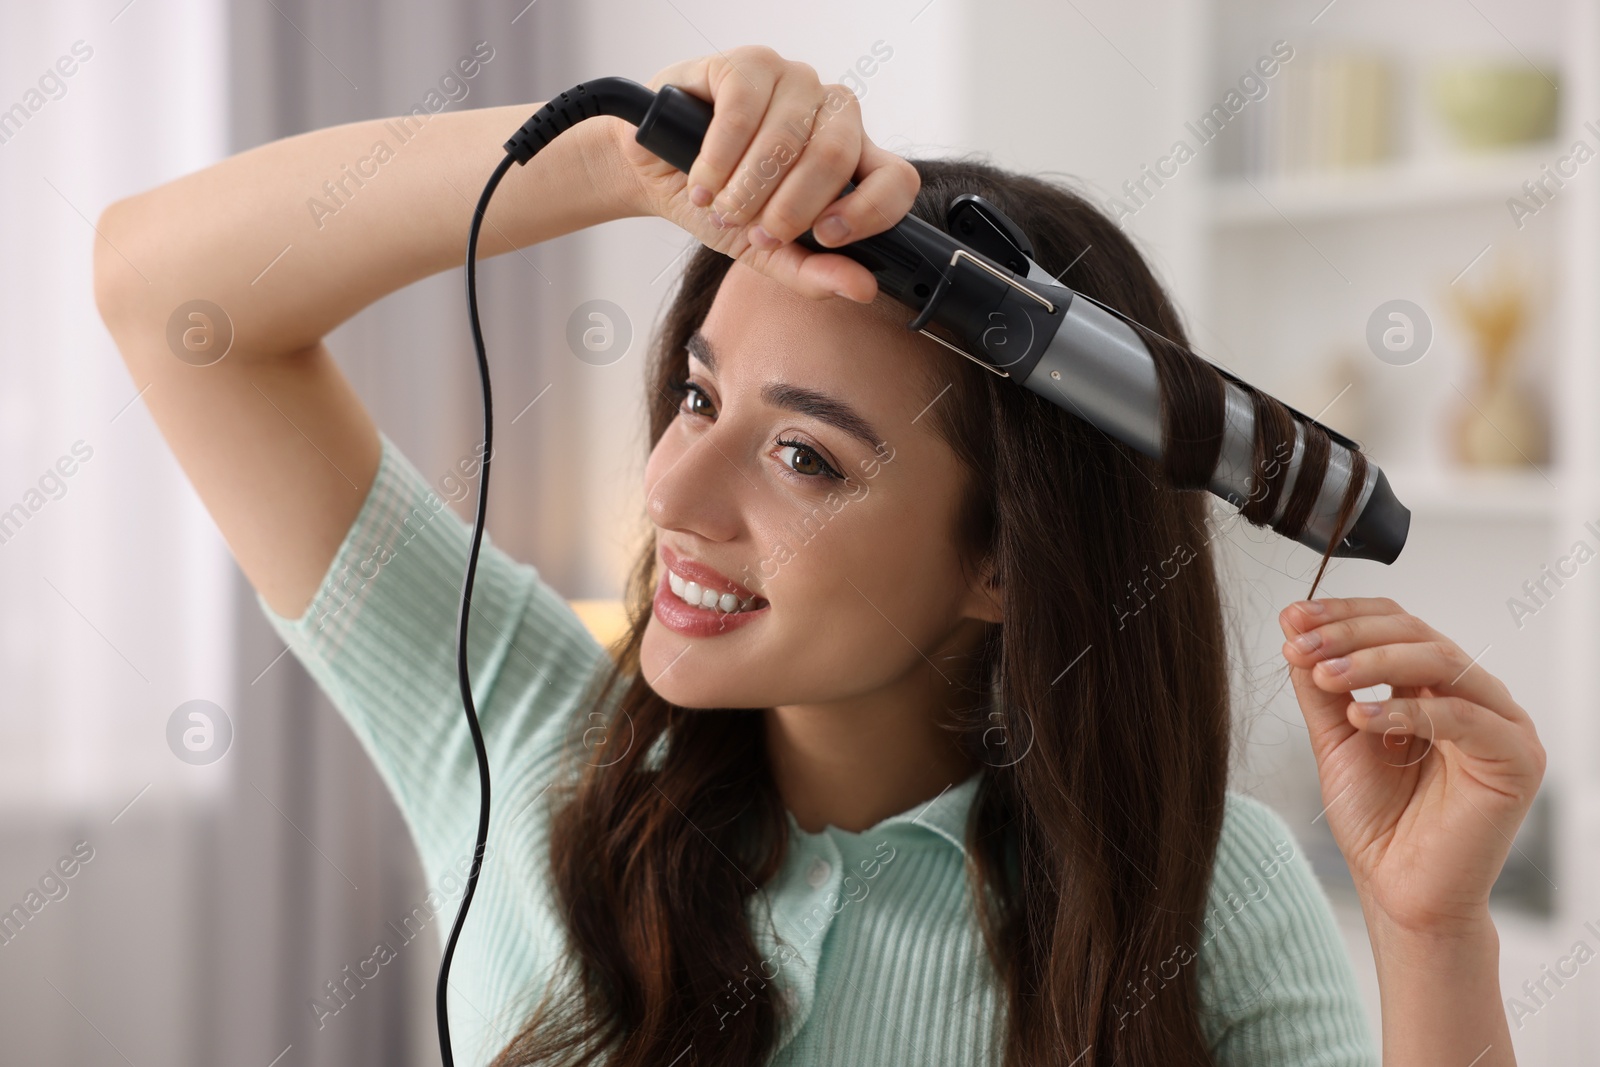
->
[640,261,1002,710]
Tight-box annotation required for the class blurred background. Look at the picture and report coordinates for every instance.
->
[1,0,1595,1063]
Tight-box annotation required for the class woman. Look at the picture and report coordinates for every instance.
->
[94,45,1543,1067]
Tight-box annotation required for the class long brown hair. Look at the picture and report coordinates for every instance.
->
[488,156,1367,1067]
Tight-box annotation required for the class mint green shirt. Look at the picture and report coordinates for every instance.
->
[256,431,1379,1066]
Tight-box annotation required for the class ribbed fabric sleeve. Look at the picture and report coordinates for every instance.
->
[255,430,1380,1067]
[255,430,614,1063]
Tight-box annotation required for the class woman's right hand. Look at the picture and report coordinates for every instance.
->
[606,45,920,304]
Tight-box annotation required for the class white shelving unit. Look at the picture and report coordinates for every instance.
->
[1208,145,1560,226]
[1192,2,1600,1063]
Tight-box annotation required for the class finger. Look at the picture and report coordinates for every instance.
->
[708,68,835,228]
[644,55,708,94]
[667,57,783,213]
[1278,600,1400,747]
[1281,649,1360,752]
[643,60,687,94]
[748,85,864,247]
[1281,596,1408,633]
[774,130,920,302]
[1308,640,1524,724]
[1282,596,1530,725]
[806,133,922,253]
[1280,610,1433,666]
[745,241,880,303]
[1346,693,1542,772]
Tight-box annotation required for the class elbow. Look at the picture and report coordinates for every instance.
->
[91,197,149,344]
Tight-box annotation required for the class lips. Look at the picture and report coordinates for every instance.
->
[653,542,771,639]
[658,542,768,608]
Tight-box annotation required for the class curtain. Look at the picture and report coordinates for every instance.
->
[214,1,585,1065]
[0,1,235,1063]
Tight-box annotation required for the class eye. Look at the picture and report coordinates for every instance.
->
[775,437,845,481]
[667,376,715,419]
[667,374,848,483]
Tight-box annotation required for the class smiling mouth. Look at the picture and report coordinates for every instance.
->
[665,568,768,614]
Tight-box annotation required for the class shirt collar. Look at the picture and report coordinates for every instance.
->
[785,768,984,855]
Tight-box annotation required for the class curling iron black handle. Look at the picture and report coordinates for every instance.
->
[502,79,958,319]
[636,84,956,312]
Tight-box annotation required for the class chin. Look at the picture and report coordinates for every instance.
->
[638,618,738,709]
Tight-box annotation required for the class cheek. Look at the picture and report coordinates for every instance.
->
[749,493,856,590]
[759,491,948,622]
[849,499,971,635]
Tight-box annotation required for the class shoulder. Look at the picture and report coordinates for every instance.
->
[257,429,615,886]
[1194,791,1378,1066]
[1201,790,1337,962]
[1197,791,1322,987]
[1209,791,1305,900]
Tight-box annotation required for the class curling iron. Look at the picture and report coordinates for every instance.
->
[435,75,1413,1067]
[500,76,1411,564]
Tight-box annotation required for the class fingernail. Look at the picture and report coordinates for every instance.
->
[815,214,850,245]
[832,289,854,301]
[1324,656,1351,674]
[1298,600,1326,615]
[1356,701,1383,716]
[689,184,713,207]
[1291,631,1322,653]
[749,224,781,250]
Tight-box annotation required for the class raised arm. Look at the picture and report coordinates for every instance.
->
[92,101,640,618]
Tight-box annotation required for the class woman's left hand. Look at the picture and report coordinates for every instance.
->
[1278,596,1546,935]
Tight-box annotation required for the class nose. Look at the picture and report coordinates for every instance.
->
[645,422,743,543]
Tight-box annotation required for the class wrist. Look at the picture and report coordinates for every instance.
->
[578,114,645,221]
[1365,903,1499,968]
[1365,906,1515,1067]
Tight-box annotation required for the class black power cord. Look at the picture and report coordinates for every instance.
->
[438,78,665,1067]
[435,148,512,1067]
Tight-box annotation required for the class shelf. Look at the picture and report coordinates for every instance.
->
[1207,145,1561,227]
[1381,461,1563,518]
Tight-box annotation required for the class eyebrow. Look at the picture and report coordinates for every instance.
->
[686,329,883,451]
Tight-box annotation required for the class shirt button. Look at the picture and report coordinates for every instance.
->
[805,857,832,888]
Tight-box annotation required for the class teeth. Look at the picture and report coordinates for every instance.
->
[667,568,758,614]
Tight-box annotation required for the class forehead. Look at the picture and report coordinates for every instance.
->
[697,262,940,424]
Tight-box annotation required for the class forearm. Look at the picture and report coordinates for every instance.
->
[1368,909,1514,1066]
[94,103,636,362]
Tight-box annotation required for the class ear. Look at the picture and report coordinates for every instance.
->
[962,557,1004,625]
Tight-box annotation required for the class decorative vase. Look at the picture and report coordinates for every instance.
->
[1447,271,1548,467]
[1451,369,1547,466]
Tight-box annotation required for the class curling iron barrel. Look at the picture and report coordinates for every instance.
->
[503,78,1410,564]
[1030,292,1408,563]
